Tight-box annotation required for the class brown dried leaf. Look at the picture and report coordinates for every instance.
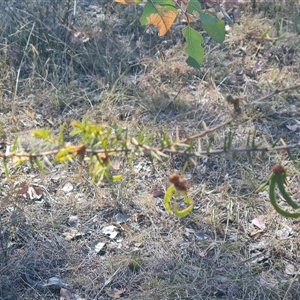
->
[119,223,131,234]
[150,188,165,198]
[286,124,298,132]
[105,288,126,299]
[18,182,29,196]
[251,217,266,230]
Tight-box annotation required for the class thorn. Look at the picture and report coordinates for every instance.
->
[176,127,180,142]
[202,121,209,131]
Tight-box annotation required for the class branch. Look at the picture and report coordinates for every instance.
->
[179,83,300,144]
[0,84,299,160]
[1,140,300,159]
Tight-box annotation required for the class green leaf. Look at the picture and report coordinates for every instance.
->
[199,10,219,24]
[32,129,50,140]
[206,134,215,152]
[55,146,77,163]
[3,158,9,177]
[112,175,123,181]
[57,123,66,145]
[32,157,45,173]
[13,156,29,166]
[182,26,204,67]
[199,11,225,43]
[11,136,19,152]
[186,56,201,69]
[246,150,252,164]
[271,135,281,147]
[186,0,201,17]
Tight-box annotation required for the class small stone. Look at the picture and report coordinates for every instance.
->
[62,183,74,194]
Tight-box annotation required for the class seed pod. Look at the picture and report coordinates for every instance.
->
[269,172,300,218]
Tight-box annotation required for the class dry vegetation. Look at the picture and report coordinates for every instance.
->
[1,0,300,299]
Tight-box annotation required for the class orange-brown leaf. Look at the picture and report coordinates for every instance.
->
[147,9,177,36]
[114,0,138,3]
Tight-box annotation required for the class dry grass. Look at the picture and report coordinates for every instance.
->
[1,0,300,299]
